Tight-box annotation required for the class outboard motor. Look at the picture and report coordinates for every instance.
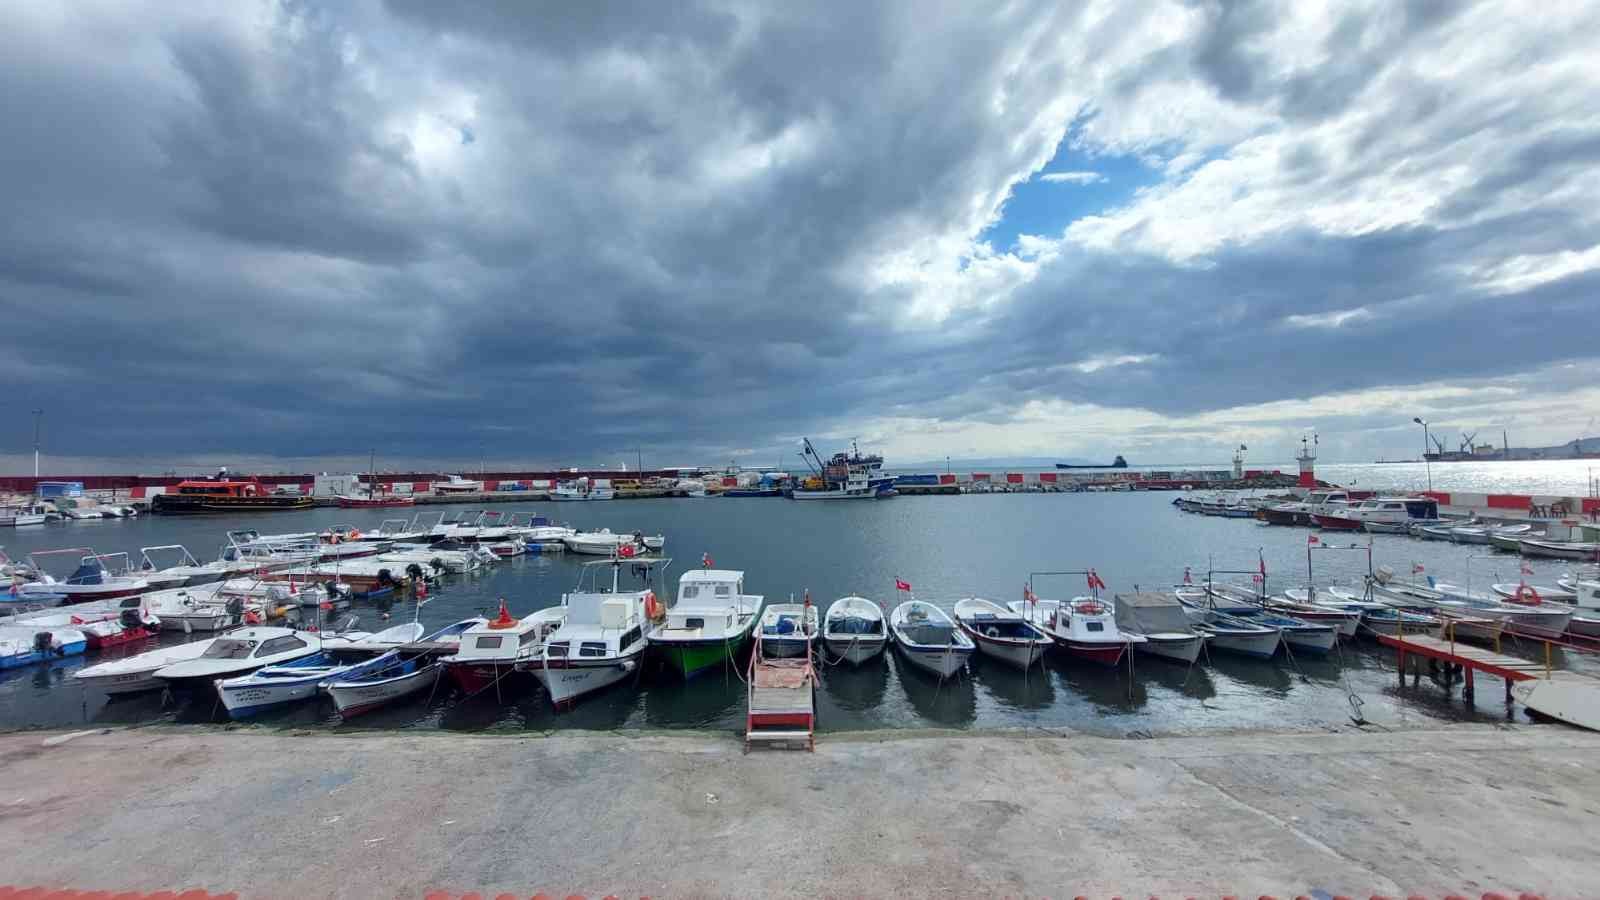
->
[33,631,54,655]
[405,563,425,581]
[376,568,396,587]
[120,608,144,630]
[225,596,244,617]
[323,580,342,600]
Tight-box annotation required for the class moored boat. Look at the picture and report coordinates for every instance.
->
[73,638,217,693]
[442,600,565,697]
[529,557,670,707]
[0,624,86,669]
[953,597,1050,669]
[888,600,973,679]
[1108,591,1209,664]
[151,476,313,514]
[14,548,149,605]
[647,565,764,679]
[323,617,483,718]
[216,622,425,719]
[822,596,887,665]
[154,626,329,691]
[758,600,819,659]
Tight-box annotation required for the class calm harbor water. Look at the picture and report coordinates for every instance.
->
[2,488,1595,736]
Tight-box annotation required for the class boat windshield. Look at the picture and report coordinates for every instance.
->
[202,639,257,659]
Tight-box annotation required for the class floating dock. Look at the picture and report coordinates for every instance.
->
[1378,632,1598,704]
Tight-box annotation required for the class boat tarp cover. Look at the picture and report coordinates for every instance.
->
[1114,592,1193,635]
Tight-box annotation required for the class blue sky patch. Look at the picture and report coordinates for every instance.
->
[982,141,1164,252]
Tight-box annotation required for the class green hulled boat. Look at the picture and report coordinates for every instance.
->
[648,567,764,679]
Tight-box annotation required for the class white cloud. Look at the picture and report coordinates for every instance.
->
[1071,353,1157,373]
[1284,308,1374,330]
[1039,170,1104,185]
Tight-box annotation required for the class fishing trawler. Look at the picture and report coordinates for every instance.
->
[786,439,895,500]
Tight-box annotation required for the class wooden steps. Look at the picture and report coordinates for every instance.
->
[746,652,815,752]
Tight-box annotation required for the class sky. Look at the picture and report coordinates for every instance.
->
[2,0,1599,475]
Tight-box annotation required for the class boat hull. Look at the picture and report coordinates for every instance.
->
[151,495,314,515]
[0,637,87,669]
[823,635,887,665]
[652,635,746,679]
[534,657,638,706]
[1056,638,1127,667]
[83,625,155,650]
[447,660,530,697]
[1133,634,1205,665]
[1203,629,1280,659]
[894,642,971,678]
[1280,627,1338,655]
[327,661,439,718]
[958,625,1048,669]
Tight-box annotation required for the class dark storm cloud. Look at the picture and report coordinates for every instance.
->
[0,0,1596,468]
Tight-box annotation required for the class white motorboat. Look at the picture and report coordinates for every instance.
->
[216,622,424,719]
[531,557,670,707]
[1432,582,1573,639]
[822,596,888,665]
[757,601,819,659]
[138,544,238,588]
[1314,497,1440,531]
[1008,593,1145,666]
[143,582,264,632]
[1108,591,1210,664]
[443,601,566,696]
[0,503,51,527]
[1491,582,1577,604]
[13,548,149,605]
[562,528,649,556]
[1519,539,1600,561]
[155,626,329,689]
[888,600,973,679]
[1412,523,1463,541]
[1367,577,1509,642]
[73,638,217,693]
[647,567,765,678]
[432,475,484,494]
[953,597,1050,669]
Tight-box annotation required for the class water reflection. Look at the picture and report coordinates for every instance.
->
[968,657,1055,711]
[890,649,975,727]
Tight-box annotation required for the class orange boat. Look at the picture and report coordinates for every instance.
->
[151,477,314,515]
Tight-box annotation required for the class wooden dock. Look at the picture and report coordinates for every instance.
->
[1377,632,1594,699]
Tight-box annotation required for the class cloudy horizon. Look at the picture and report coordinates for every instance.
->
[3,1,1597,476]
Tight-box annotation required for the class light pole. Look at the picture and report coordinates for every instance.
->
[31,409,42,479]
[1413,416,1431,492]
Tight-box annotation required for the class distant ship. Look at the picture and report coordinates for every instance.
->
[1056,455,1128,470]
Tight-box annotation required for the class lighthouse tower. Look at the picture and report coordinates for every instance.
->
[1296,433,1318,490]
[1231,444,1246,480]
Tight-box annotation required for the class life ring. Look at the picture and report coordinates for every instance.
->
[242,484,257,497]
[244,610,262,624]
[643,590,663,621]
[349,529,362,541]
[984,626,1000,638]
[1074,601,1103,615]
[1512,584,1543,606]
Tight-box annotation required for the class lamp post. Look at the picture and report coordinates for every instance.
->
[30,409,42,479]
[1413,416,1431,492]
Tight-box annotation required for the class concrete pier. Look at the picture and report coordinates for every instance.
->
[0,724,1593,897]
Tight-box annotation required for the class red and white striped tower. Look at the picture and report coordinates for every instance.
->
[1296,433,1318,489]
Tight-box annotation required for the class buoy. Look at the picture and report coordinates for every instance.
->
[488,598,517,629]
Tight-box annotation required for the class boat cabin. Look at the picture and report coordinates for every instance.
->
[454,616,547,662]
[171,478,270,498]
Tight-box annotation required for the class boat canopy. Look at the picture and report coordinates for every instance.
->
[1113,592,1194,635]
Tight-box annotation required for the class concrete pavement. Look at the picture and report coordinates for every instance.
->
[0,723,1593,898]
